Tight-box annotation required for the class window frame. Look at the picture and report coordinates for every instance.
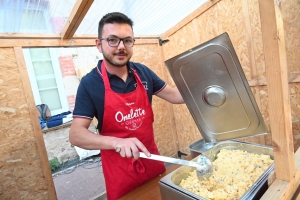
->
[23,48,69,116]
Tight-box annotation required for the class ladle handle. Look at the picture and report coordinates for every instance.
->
[139,152,200,168]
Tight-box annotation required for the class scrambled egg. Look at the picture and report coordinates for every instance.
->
[179,149,274,200]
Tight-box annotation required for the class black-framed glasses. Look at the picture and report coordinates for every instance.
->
[100,36,135,47]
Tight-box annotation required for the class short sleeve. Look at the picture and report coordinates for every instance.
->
[72,77,96,120]
[144,66,166,94]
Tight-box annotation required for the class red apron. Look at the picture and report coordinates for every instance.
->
[99,62,166,200]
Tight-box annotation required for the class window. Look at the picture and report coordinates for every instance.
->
[0,0,51,33]
[23,48,69,116]
[20,8,50,33]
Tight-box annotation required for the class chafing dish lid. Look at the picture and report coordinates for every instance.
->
[165,32,268,143]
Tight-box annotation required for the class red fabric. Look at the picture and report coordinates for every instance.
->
[99,62,165,200]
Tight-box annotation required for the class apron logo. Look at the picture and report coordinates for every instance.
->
[115,108,146,130]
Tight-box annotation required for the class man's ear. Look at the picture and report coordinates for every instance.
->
[95,39,102,53]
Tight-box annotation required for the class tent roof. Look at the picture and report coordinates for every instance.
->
[1,0,208,38]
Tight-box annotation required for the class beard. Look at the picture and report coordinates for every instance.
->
[101,47,132,67]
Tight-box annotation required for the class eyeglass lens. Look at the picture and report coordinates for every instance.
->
[107,37,134,47]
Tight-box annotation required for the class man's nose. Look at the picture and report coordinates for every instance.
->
[118,40,126,48]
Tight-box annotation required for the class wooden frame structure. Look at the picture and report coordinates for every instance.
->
[0,0,299,199]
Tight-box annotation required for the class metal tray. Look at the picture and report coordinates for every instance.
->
[159,140,274,200]
[164,33,268,143]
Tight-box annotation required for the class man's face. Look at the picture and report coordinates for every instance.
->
[96,23,133,67]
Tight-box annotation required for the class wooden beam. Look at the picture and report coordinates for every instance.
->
[134,35,160,39]
[61,0,94,39]
[247,74,300,86]
[295,188,300,200]
[0,38,96,47]
[0,38,158,48]
[0,33,160,39]
[0,33,160,47]
[261,147,300,200]
[14,47,57,200]
[0,33,61,39]
[258,0,295,181]
[160,0,221,39]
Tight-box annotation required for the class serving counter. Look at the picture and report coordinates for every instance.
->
[119,164,180,200]
[119,147,300,200]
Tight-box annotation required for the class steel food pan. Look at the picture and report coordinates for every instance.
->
[159,140,274,200]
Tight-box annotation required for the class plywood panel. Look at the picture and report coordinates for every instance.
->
[250,84,300,152]
[0,48,50,199]
[282,0,300,154]
[162,0,260,152]
[247,0,266,79]
[258,86,273,146]
[173,104,203,154]
[290,83,300,151]
[281,0,300,74]
[163,22,200,62]
[164,59,203,154]
[161,0,300,156]
[290,83,300,123]
[198,0,251,79]
[164,0,251,80]
[131,43,178,157]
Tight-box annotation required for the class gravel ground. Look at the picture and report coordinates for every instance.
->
[52,156,106,200]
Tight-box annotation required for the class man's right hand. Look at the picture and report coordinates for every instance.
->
[114,137,150,160]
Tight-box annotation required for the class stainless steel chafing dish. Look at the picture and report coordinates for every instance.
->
[159,140,274,200]
[159,33,274,200]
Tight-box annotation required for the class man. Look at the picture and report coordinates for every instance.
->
[69,12,184,200]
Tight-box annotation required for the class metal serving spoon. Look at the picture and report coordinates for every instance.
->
[139,152,213,180]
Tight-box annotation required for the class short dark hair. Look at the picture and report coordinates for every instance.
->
[98,12,134,39]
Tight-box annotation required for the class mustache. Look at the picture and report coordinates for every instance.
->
[114,51,127,56]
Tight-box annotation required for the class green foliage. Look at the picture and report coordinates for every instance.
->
[49,157,60,171]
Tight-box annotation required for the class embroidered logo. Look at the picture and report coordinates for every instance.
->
[115,108,146,130]
[134,81,148,90]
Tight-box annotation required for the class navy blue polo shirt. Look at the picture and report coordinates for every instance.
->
[73,60,166,131]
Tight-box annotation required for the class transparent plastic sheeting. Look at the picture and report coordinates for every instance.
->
[0,0,208,35]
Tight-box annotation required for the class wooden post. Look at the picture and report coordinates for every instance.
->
[258,0,295,181]
[14,47,58,200]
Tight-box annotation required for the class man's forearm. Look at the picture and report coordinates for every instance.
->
[69,126,119,150]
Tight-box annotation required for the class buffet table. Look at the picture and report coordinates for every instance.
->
[119,148,300,200]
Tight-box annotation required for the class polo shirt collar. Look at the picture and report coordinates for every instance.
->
[97,60,133,78]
